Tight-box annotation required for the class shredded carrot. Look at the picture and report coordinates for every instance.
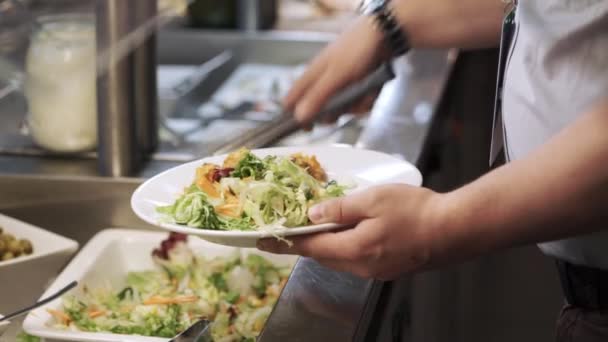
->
[143,295,199,305]
[223,148,248,169]
[88,310,106,318]
[196,163,218,181]
[47,309,71,324]
[224,192,239,204]
[214,203,241,217]
[196,164,221,198]
[196,177,220,198]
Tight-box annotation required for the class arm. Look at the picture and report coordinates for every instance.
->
[434,100,608,262]
[258,100,608,279]
[392,0,505,49]
[286,0,506,122]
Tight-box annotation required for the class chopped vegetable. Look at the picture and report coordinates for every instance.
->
[50,233,292,341]
[16,332,41,342]
[0,226,34,262]
[157,149,351,232]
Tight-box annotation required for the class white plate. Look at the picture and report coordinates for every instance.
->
[22,228,297,342]
[131,145,422,247]
[0,214,79,313]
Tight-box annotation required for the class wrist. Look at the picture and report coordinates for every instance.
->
[358,15,393,62]
[358,0,411,57]
[424,190,485,267]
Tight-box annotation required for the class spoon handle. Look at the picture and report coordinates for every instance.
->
[0,281,78,322]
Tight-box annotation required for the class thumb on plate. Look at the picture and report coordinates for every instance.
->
[308,194,368,225]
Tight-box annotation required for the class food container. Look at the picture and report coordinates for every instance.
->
[0,213,79,313]
[24,13,97,153]
[23,228,297,341]
[0,315,9,338]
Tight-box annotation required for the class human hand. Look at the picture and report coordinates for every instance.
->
[257,184,448,280]
[284,16,389,124]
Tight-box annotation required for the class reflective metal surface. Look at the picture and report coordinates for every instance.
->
[236,0,278,31]
[132,0,159,155]
[0,175,154,245]
[157,28,335,65]
[259,258,383,342]
[96,0,139,176]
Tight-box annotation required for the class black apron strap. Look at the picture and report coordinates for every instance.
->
[490,4,517,166]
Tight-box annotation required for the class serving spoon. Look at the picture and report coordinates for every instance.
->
[0,281,78,323]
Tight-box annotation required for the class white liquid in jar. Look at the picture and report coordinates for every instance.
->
[25,16,97,152]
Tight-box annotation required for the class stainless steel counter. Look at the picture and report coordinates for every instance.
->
[0,28,454,341]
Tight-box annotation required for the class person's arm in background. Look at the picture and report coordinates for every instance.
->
[259,100,608,279]
[286,0,507,122]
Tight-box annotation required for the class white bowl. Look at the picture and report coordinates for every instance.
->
[0,315,9,338]
[23,228,298,342]
[0,214,79,313]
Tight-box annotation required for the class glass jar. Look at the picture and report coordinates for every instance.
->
[25,14,97,152]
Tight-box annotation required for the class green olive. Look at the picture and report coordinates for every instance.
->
[19,239,33,254]
[0,240,5,254]
[2,252,14,261]
[3,233,15,242]
[8,240,22,255]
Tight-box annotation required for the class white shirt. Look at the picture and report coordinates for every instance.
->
[502,0,608,269]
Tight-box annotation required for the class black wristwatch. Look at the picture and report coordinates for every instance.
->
[358,0,410,57]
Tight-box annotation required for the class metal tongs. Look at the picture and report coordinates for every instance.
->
[0,281,78,323]
[169,319,213,342]
[212,60,396,155]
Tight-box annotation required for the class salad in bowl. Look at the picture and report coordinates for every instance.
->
[47,233,291,341]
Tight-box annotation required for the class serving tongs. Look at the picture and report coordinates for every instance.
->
[0,281,78,323]
[169,318,213,342]
[212,60,396,155]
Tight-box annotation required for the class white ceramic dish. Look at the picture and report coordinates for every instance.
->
[0,214,79,313]
[23,228,298,342]
[131,145,422,247]
[0,316,9,338]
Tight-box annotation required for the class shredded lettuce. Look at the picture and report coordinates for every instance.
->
[230,152,267,179]
[53,241,292,341]
[16,332,41,342]
[325,180,346,197]
[158,186,223,230]
[158,151,351,232]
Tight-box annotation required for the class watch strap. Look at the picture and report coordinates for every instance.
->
[359,0,410,57]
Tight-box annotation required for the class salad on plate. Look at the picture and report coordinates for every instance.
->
[48,233,292,341]
[157,148,350,232]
